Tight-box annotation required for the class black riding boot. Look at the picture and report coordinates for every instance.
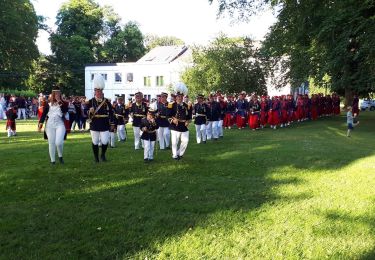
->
[92,144,99,162]
[101,144,108,162]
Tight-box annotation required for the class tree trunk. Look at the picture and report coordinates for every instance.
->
[344,87,353,108]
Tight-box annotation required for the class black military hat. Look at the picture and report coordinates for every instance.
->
[160,92,168,97]
[135,91,143,97]
[197,94,204,99]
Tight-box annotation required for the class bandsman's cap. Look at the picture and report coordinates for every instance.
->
[93,74,105,90]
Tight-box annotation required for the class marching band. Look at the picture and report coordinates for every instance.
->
[36,74,342,164]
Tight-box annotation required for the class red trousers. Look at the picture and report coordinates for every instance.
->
[311,107,318,120]
[260,111,268,126]
[268,110,280,126]
[249,114,259,129]
[223,113,234,127]
[236,115,246,128]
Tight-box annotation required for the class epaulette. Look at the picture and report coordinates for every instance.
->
[167,101,175,109]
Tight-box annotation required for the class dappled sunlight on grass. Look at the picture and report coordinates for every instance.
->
[1,114,375,258]
[65,178,149,195]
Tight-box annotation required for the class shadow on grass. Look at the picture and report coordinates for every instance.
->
[0,114,374,258]
[313,204,375,259]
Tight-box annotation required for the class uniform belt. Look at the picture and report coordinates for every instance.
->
[196,114,206,117]
[134,114,146,117]
[178,119,186,122]
[94,115,109,118]
[115,114,124,117]
[144,130,156,133]
[159,115,167,118]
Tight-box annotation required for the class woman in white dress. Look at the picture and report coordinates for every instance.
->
[38,86,68,164]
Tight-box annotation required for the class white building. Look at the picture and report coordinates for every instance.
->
[84,45,192,101]
[85,44,291,101]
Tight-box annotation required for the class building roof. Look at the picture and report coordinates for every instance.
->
[136,45,188,64]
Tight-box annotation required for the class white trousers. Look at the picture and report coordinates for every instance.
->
[110,132,116,147]
[195,124,206,143]
[171,130,189,158]
[218,120,223,137]
[117,125,126,141]
[157,127,170,149]
[144,140,155,159]
[206,121,219,140]
[17,108,26,120]
[133,126,144,149]
[46,121,66,162]
[7,127,16,137]
[90,130,109,145]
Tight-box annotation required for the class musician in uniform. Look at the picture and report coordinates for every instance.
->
[248,95,260,130]
[114,97,129,142]
[217,94,226,138]
[141,108,159,162]
[206,94,221,140]
[235,91,248,129]
[223,95,235,129]
[86,74,115,162]
[193,94,208,144]
[130,92,148,150]
[156,92,171,150]
[168,83,192,160]
[260,95,269,128]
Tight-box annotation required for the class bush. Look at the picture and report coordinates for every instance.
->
[0,88,37,97]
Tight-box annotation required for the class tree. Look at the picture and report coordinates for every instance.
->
[210,0,375,104]
[49,0,103,95]
[144,35,185,51]
[99,22,146,63]
[0,0,39,88]
[182,35,266,96]
[27,55,59,94]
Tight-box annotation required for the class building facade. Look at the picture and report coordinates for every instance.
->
[84,45,192,102]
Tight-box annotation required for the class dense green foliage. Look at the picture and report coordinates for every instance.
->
[48,0,102,95]
[98,21,146,63]
[1,113,374,258]
[144,35,185,51]
[32,0,146,95]
[0,0,39,88]
[182,35,266,96]
[210,0,375,103]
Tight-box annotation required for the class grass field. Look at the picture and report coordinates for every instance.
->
[0,112,374,259]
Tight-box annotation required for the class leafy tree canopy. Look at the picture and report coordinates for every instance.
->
[182,35,266,97]
[210,0,375,103]
[144,35,185,51]
[0,0,39,88]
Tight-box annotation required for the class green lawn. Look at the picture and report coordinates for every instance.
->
[1,113,374,259]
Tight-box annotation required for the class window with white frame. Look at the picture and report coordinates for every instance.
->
[115,73,122,83]
[101,73,107,80]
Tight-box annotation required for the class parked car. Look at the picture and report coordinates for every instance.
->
[360,99,375,111]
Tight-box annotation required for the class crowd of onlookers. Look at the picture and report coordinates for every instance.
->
[0,93,39,120]
[0,93,94,133]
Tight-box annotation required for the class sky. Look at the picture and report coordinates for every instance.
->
[32,0,277,55]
